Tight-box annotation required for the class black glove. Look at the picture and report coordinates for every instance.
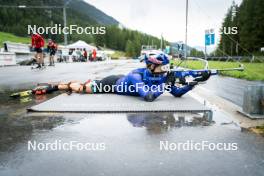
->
[187,81,198,86]
[166,72,176,85]
[194,71,211,82]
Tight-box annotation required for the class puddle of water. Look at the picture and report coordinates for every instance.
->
[0,91,64,152]
[0,113,264,176]
[1,90,264,176]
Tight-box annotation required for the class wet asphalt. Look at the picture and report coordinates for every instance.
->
[0,60,264,176]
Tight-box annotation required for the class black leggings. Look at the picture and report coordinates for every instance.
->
[94,75,124,93]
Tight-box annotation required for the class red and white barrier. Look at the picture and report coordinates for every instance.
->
[0,52,16,66]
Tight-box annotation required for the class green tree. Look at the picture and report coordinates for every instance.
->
[238,0,264,53]
[125,40,135,56]
[190,48,204,57]
[218,1,239,56]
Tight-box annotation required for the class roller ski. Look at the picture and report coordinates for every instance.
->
[31,63,46,70]
[10,83,59,98]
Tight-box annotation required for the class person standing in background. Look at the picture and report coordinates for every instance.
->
[47,39,57,66]
[92,49,97,61]
[83,48,88,62]
[31,33,45,68]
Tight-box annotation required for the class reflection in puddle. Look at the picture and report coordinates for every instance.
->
[127,113,214,134]
[0,115,65,152]
[0,91,64,152]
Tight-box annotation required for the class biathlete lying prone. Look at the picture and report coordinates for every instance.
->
[30,51,197,102]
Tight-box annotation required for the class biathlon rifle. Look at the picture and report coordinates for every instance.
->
[166,63,244,85]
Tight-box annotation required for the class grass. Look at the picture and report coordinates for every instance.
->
[0,32,30,47]
[170,59,264,81]
[250,125,264,136]
[110,51,127,60]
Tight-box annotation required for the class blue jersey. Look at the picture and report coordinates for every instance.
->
[114,68,194,101]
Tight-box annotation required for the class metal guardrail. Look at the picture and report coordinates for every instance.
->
[197,56,246,61]
[243,85,264,115]
[189,56,264,63]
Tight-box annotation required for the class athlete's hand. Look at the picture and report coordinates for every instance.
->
[166,72,176,85]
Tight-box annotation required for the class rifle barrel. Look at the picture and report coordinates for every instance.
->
[215,67,244,72]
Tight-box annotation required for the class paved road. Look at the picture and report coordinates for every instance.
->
[0,60,262,107]
[0,60,141,90]
[0,60,264,176]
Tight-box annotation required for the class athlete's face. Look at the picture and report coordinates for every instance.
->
[153,65,163,73]
[150,65,167,75]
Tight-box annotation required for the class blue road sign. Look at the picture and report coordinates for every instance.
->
[211,33,215,45]
[205,33,215,46]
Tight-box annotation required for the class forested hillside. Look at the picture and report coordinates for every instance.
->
[216,0,264,56]
[0,0,166,56]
